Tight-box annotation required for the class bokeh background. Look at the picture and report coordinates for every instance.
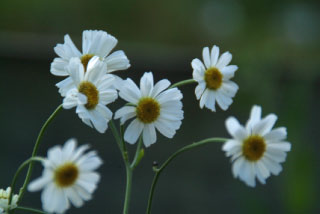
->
[1,0,319,213]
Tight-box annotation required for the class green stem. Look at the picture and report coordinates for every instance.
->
[109,120,133,214]
[169,79,196,89]
[9,157,44,206]
[130,137,144,169]
[17,105,62,203]
[146,137,228,214]
[14,206,48,214]
[123,163,133,214]
[109,120,128,162]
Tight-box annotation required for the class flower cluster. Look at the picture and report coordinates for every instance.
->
[0,187,18,214]
[2,29,291,214]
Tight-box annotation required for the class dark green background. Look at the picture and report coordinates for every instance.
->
[0,0,319,213]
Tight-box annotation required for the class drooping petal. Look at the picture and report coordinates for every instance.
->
[104,50,130,72]
[82,30,117,58]
[142,124,157,147]
[124,119,144,144]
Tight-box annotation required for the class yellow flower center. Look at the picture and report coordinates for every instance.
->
[242,135,266,161]
[54,162,79,188]
[78,81,99,110]
[136,97,160,124]
[204,67,223,90]
[81,54,94,70]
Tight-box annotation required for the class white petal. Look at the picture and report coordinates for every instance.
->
[95,104,113,121]
[56,77,75,97]
[204,90,216,111]
[142,124,157,147]
[264,127,287,141]
[47,146,63,166]
[216,51,232,69]
[252,114,277,136]
[154,119,177,138]
[114,106,136,124]
[239,161,256,187]
[50,58,69,76]
[219,81,238,98]
[62,89,80,109]
[62,138,77,161]
[82,30,117,58]
[87,109,109,133]
[54,34,81,60]
[85,57,107,84]
[222,140,241,153]
[199,88,209,108]
[262,157,283,175]
[246,105,262,130]
[119,78,141,103]
[124,119,144,144]
[140,72,154,97]
[65,188,84,208]
[156,88,182,104]
[221,65,238,80]
[67,58,84,86]
[225,117,248,141]
[210,45,220,66]
[28,172,52,192]
[195,82,206,100]
[267,142,291,152]
[232,156,245,178]
[191,58,206,75]
[151,79,170,97]
[264,149,287,163]
[216,91,233,111]
[104,50,130,72]
[202,47,211,68]
[78,152,103,171]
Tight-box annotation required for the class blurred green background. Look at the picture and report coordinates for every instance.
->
[0,0,319,213]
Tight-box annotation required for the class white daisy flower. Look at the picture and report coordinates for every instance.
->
[52,30,130,96]
[28,138,102,214]
[62,56,118,133]
[222,105,291,187]
[114,72,184,147]
[0,187,18,214]
[192,45,239,111]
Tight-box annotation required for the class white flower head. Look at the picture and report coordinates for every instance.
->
[28,138,103,214]
[62,56,118,133]
[115,72,184,147]
[192,45,239,111]
[0,187,18,214]
[52,30,130,95]
[222,105,291,187]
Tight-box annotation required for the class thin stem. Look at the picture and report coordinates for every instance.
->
[123,163,133,214]
[130,137,144,169]
[146,137,228,214]
[18,105,62,203]
[110,120,132,214]
[14,206,48,214]
[9,157,44,206]
[169,79,196,89]
[109,120,128,162]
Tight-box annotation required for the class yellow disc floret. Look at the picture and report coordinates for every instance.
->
[242,135,266,161]
[81,54,94,70]
[136,97,160,124]
[54,162,79,188]
[78,81,99,110]
[204,67,223,90]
